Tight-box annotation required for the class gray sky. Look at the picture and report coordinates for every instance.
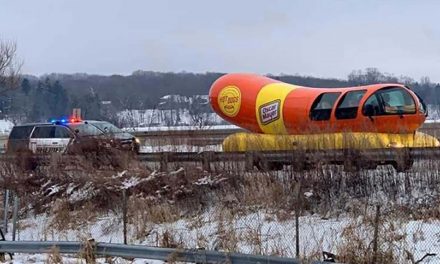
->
[1,0,440,82]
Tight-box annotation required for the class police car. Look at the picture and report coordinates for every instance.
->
[7,118,140,154]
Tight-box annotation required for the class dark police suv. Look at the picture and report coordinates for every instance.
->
[7,119,140,154]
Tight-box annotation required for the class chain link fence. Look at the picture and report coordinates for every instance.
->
[1,156,440,263]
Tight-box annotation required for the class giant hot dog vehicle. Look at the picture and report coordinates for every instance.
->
[209,73,439,159]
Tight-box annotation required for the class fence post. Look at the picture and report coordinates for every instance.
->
[122,189,128,245]
[160,152,169,172]
[202,151,212,172]
[12,194,19,241]
[293,181,302,258]
[3,190,9,233]
[245,152,254,171]
[372,205,380,263]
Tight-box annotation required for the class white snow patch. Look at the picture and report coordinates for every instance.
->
[122,176,142,189]
[6,211,440,262]
[170,167,184,175]
[139,144,222,153]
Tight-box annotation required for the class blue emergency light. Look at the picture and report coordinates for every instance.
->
[49,117,81,124]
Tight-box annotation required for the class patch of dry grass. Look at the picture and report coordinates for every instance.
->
[2,150,440,263]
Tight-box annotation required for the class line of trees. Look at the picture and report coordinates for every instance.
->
[1,68,439,124]
[1,40,440,123]
[1,68,438,124]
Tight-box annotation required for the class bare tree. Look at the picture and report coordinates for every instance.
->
[0,40,21,94]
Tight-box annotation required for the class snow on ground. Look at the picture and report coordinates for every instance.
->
[0,119,14,135]
[125,124,240,132]
[4,211,440,263]
[117,109,226,128]
[424,119,440,123]
[139,144,222,153]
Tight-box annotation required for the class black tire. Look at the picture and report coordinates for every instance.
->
[392,159,414,172]
[267,161,284,171]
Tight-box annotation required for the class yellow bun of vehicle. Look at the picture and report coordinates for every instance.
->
[223,131,440,152]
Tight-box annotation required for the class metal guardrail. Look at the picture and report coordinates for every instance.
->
[134,147,440,172]
[130,122,440,143]
[0,241,334,264]
[137,147,440,163]
[0,122,439,151]
[0,147,439,171]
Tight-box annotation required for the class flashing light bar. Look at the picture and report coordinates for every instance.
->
[49,117,82,124]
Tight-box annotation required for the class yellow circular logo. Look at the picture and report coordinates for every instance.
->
[218,86,241,117]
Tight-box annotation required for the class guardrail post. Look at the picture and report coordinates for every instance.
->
[160,152,169,172]
[12,194,19,241]
[3,190,9,233]
[202,151,213,172]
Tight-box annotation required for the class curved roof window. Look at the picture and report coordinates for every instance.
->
[362,87,416,116]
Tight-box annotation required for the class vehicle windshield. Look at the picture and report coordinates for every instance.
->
[68,123,104,136]
[90,122,124,134]
[362,87,416,116]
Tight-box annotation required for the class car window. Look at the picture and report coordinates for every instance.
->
[90,122,123,134]
[9,126,35,140]
[362,94,382,116]
[55,126,72,138]
[310,92,341,121]
[31,126,55,138]
[380,87,416,115]
[335,90,366,119]
[362,87,416,116]
[68,123,104,136]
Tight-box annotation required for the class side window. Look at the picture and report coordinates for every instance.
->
[335,90,366,119]
[31,126,55,138]
[362,94,382,116]
[310,92,341,121]
[55,126,72,138]
[68,124,104,136]
[362,87,416,116]
[9,126,35,140]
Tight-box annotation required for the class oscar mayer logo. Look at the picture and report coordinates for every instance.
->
[259,99,281,125]
[218,86,241,117]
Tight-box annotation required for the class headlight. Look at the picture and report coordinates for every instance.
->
[134,137,140,144]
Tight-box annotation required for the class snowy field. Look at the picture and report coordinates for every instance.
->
[4,211,440,263]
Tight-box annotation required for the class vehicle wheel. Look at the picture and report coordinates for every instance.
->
[359,160,378,170]
[267,161,284,171]
[290,154,308,171]
[343,159,360,172]
[392,159,413,172]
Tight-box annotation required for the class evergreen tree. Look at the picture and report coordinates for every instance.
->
[51,80,69,117]
[21,78,31,95]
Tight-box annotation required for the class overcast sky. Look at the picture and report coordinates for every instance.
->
[1,0,440,81]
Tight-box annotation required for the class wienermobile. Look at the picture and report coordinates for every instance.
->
[209,73,439,169]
